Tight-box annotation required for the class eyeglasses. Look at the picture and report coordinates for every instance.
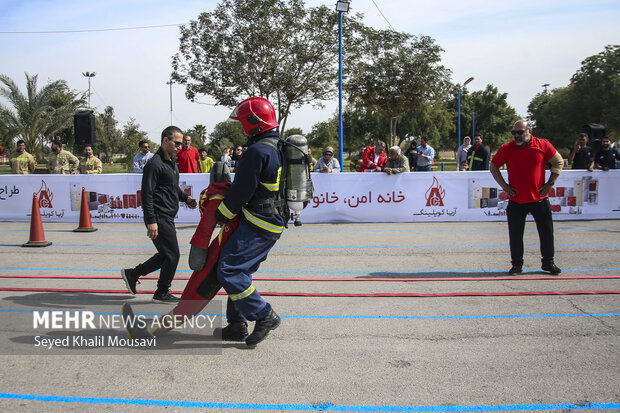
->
[324,152,333,156]
[172,141,183,147]
[511,130,525,136]
[141,146,149,149]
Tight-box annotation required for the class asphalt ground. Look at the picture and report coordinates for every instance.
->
[0,219,618,412]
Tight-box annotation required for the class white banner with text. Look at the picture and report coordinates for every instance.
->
[0,171,618,223]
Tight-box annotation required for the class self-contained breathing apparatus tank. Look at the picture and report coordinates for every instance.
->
[283,135,313,226]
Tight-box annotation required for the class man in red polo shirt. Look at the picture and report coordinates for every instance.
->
[490,119,564,276]
[176,134,202,173]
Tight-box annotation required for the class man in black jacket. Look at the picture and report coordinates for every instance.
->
[121,126,197,303]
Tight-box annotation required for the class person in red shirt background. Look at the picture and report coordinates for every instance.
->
[490,119,564,276]
[359,140,387,172]
[176,134,202,173]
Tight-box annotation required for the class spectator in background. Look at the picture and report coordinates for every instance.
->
[307,147,318,171]
[349,145,365,172]
[360,141,387,172]
[177,134,201,173]
[133,140,154,173]
[79,144,103,174]
[198,148,214,173]
[221,147,232,167]
[403,140,418,172]
[314,146,340,173]
[416,137,435,172]
[384,146,410,175]
[456,136,471,168]
[230,145,243,172]
[9,139,36,174]
[459,160,469,171]
[466,134,490,171]
[595,136,619,171]
[48,139,79,174]
[568,133,594,171]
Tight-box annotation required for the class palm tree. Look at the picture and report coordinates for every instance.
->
[192,124,207,146]
[0,72,84,157]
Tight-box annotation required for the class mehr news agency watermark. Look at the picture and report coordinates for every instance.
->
[31,310,218,350]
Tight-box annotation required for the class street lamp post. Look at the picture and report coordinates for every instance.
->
[82,72,96,108]
[166,79,174,125]
[457,76,474,149]
[336,0,350,171]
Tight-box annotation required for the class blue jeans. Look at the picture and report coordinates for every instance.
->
[417,164,432,171]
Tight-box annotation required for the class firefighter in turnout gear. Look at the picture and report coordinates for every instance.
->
[215,97,283,347]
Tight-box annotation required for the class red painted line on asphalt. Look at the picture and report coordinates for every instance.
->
[0,287,619,297]
[1,274,619,282]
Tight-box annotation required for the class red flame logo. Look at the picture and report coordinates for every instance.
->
[36,180,53,208]
[425,176,445,207]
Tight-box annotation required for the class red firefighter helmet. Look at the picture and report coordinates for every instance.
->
[229,97,279,137]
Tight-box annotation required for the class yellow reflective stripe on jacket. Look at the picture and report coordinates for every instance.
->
[217,202,237,219]
[242,208,284,234]
[209,194,225,201]
[260,167,281,191]
[10,157,29,162]
[230,284,255,301]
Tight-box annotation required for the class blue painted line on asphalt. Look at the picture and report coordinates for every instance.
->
[1,308,618,321]
[1,267,619,274]
[0,393,617,411]
[1,243,618,249]
[1,227,618,233]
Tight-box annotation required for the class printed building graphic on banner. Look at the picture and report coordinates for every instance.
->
[468,176,599,216]
[69,182,146,220]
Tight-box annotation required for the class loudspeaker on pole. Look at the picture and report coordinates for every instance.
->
[74,110,96,146]
[23,193,52,247]
[74,187,98,232]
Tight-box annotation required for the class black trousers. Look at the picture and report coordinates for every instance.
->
[134,216,180,294]
[506,198,555,266]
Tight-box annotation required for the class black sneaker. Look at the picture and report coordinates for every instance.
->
[508,266,522,275]
[246,310,281,347]
[214,322,249,341]
[542,263,561,275]
[121,268,140,295]
[152,291,180,303]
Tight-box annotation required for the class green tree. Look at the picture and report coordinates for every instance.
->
[207,121,245,157]
[119,118,148,171]
[0,72,84,159]
[459,84,519,152]
[172,0,361,132]
[306,117,338,153]
[527,45,620,149]
[570,45,620,134]
[345,29,451,147]
[96,106,122,163]
[282,128,303,138]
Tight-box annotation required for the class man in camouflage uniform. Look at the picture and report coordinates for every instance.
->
[9,139,36,174]
[48,140,79,174]
[79,144,103,174]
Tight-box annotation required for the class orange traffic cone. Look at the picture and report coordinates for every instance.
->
[74,187,97,232]
[23,193,52,247]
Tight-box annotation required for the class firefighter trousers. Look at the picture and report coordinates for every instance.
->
[217,220,279,323]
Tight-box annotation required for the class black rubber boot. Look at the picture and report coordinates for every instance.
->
[215,322,249,341]
[246,310,280,347]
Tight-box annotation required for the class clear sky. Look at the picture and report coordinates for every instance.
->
[0,0,618,140]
